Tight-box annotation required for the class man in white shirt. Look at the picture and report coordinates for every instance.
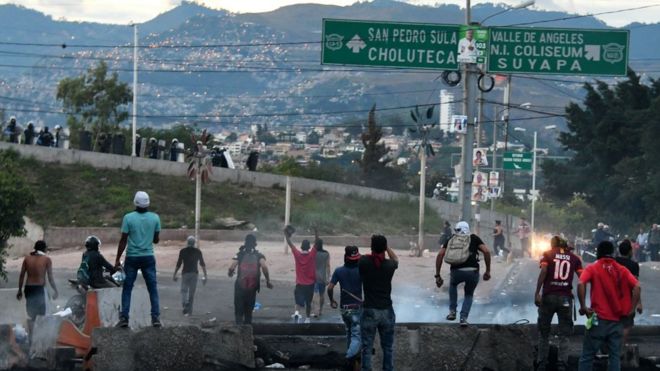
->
[458,29,477,63]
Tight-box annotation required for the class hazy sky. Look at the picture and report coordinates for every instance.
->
[1,0,658,27]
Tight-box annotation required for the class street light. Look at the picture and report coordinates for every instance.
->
[514,127,527,132]
[480,0,535,24]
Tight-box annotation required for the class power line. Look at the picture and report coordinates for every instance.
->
[504,4,660,27]
[0,40,320,49]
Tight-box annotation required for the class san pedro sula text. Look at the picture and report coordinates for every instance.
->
[366,27,457,65]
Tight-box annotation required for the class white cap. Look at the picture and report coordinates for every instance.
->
[133,191,150,208]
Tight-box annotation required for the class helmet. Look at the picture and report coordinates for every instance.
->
[54,125,62,130]
[85,235,101,250]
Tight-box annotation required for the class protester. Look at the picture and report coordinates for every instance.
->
[635,226,648,262]
[285,227,317,323]
[647,224,660,261]
[16,241,58,337]
[228,234,273,324]
[173,236,208,316]
[78,235,117,289]
[577,241,642,371]
[114,191,162,328]
[435,221,491,326]
[534,236,583,371]
[517,217,531,258]
[438,221,453,250]
[148,138,158,159]
[328,246,363,369]
[492,220,507,257]
[359,234,398,371]
[616,240,642,346]
[313,234,331,318]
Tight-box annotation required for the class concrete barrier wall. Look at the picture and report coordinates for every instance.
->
[1,142,521,247]
[43,226,443,251]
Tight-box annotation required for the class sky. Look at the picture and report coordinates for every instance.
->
[1,0,659,27]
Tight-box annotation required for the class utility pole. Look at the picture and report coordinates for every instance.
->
[131,24,138,157]
[194,156,201,246]
[284,176,291,255]
[418,148,426,254]
[459,0,478,223]
[531,131,537,245]
[490,105,497,214]
[475,89,484,234]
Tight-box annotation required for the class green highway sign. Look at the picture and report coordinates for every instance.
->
[322,19,461,70]
[488,27,629,76]
[502,151,533,171]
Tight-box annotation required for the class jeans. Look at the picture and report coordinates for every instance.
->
[341,308,362,359]
[649,243,660,261]
[449,269,480,320]
[361,307,395,371]
[180,272,198,314]
[234,283,258,325]
[578,318,623,371]
[537,295,573,371]
[121,255,160,320]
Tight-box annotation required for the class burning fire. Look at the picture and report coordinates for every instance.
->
[530,233,551,258]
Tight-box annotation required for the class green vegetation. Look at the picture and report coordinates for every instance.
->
[542,70,660,229]
[0,150,35,279]
[7,151,443,235]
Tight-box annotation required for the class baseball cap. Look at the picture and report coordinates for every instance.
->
[345,245,360,260]
[133,191,150,208]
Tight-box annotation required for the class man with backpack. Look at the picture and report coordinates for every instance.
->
[173,236,208,316]
[228,234,273,325]
[78,236,117,289]
[534,236,583,371]
[435,221,491,326]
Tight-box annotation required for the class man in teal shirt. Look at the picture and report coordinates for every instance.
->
[115,191,162,327]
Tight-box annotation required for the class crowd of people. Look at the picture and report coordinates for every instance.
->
[14,195,648,370]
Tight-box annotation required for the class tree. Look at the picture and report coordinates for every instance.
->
[0,150,35,280]
[306,131,320,145]
[56,61,132,151]
[542,69,660,228]
[226,132,238,142]
[358,104,404,190]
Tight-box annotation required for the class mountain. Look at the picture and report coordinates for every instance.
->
[0,1,657,138]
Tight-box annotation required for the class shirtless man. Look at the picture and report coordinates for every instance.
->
[16,240,58,335]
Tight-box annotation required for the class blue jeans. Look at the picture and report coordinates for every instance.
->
[449,269,480,320]
[121,255,160,319]
[341,308,362,359]
[361,307,395,371]
[578,318,622,371]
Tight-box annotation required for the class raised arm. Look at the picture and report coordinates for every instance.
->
[385,246,398,262]
[285,235,298,253]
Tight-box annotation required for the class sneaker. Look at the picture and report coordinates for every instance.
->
[152,316,162,328]
[304,317,311,324]
[446,311,457,321]
[116,316,129,328]
[291,311,301,323]
[460,318,469,327]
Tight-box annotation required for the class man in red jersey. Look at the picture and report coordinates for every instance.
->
[577,241,641,371]
[534,236,583,371]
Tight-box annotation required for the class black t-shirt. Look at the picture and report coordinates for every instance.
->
[177,247,206,274]
[615,256,639,277]
[84,250,115,287]
[442,234,484,270]
[358,255,398,309]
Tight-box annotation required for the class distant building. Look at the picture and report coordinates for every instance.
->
[295,131,307,143]
[439,89,455,134]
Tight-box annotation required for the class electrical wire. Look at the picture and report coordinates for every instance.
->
[504,4,660,27]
